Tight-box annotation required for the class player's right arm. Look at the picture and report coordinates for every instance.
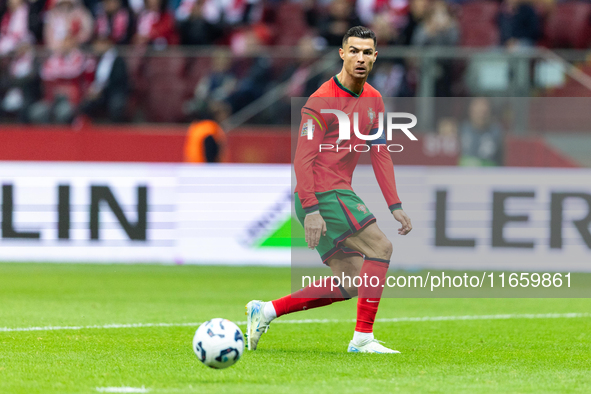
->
[294,98,328,249]
[369,97,412,235]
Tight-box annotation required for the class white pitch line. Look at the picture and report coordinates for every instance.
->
[0,322,203,332]
[96,387,149,393]
[0,313,589,333]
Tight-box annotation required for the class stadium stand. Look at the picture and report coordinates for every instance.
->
[1,0,591,166]
[3,0,591,123]
[544,1,591,49]
[458,1,499,47]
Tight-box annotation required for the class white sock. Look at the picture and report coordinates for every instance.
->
[263,301,277,321]
[352,331,374,345]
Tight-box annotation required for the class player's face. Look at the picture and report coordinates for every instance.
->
[340,37,377,79]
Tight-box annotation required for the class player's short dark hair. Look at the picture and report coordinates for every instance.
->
[342,26,377,48]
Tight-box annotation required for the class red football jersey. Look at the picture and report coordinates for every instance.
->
[294,75,402,213]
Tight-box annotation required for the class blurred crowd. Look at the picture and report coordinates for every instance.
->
[0,0,583,125]
[433,97,504,166]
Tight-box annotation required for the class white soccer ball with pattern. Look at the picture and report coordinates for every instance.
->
[192,318,244,369]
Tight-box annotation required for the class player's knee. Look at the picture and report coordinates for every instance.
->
[374,238,392,261]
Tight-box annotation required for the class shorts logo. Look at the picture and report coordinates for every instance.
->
[357,204,367,214]
[301,122,315,137]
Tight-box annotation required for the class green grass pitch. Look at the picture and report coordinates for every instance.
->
[1,263,590,393]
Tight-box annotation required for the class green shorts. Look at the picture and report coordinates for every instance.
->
[295,189,376,263]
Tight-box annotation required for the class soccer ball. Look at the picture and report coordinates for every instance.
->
[192,318,244,369]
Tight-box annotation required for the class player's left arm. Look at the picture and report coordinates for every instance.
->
[369,99,412,235]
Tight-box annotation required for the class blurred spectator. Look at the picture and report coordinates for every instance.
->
[27,0,47,43]
[356,0,409,30]
[230,22,271,53]
[174,0,261,44]
[200,0,261,27]
[224,26,271,113]
[128,0,144,14]
[302,0,317,29]
[411,0,459,47]
[184,119,226,163]
[398,0,430,45]
[0,40,41,121]
[78,36,129,122]
[411,0,459,96]
[497,0,541,49]
[459,97,503,166]
[282,36,322,98]
[368,61,410,97]
[175,0,221,45]
[270,35,322,123]
[134,0,179,47]
[95,0,135,44]
[372,11,398,45]
[438,117,458,139]
[437,117,459,155]
[184,49,236,119]
[423,117,459,157]
[0,0,33,55]
[30,35,93,123]
[317,0,362,47]
[368,12,411,97]
[44,0,94,52]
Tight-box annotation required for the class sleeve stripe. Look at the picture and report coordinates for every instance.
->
[304,204,320,214]
[389,203,402,212]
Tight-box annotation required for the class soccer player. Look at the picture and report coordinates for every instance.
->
[246,26,412,353]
